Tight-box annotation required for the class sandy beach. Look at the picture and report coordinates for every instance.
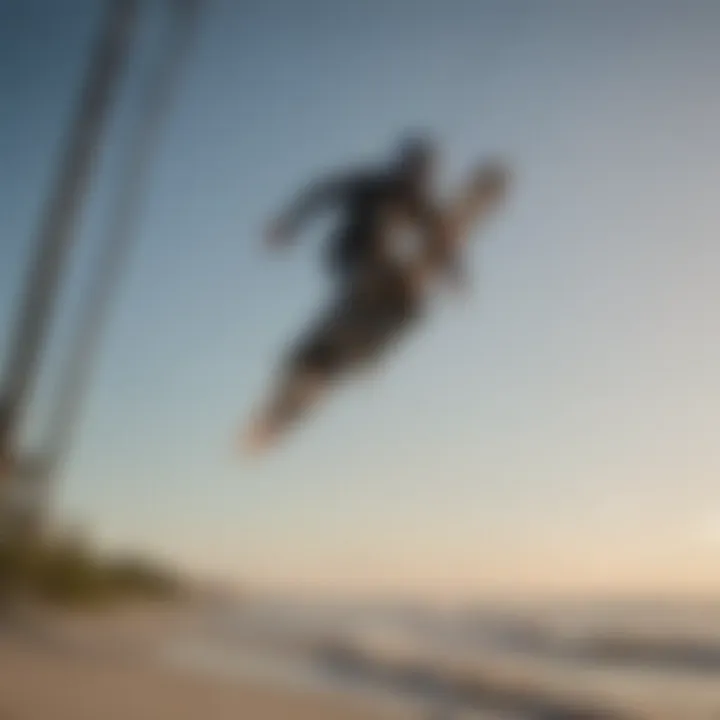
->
[0,605,413,720]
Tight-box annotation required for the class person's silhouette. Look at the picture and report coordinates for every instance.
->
[242,156,510,455]
[265,135,446,289]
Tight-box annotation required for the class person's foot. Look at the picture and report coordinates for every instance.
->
[240,415,278,456]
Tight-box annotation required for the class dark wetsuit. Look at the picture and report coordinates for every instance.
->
[326,174,413,277]
[262,169,451,432]
[274,168,443,377]
[276,168,443,285]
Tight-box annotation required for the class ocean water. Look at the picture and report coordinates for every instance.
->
[158,598,720,719]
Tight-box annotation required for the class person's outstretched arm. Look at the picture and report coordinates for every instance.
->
[456,162,510,235]
[430,163,510,289]
[265,171,360,247]
[414,202,468,291]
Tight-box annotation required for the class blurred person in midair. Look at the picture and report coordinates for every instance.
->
[264,135,447,291]
[242,137,510,455]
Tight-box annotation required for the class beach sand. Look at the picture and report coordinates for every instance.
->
[0,605,413,720]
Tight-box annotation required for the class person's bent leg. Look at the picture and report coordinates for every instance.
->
[243,366,328,454]
[241,319,344,455]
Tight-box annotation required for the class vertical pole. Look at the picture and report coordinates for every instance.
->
[0,0,138,521]
[34,0,201,530]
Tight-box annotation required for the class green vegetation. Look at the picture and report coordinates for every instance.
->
[0,530,182,608]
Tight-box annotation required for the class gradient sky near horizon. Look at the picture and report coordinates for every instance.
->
[2,0,720,597]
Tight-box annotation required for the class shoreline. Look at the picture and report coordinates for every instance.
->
[0,603,417,720]
[6,600,720,720]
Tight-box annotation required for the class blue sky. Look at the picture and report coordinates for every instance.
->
[2,0,720,597]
